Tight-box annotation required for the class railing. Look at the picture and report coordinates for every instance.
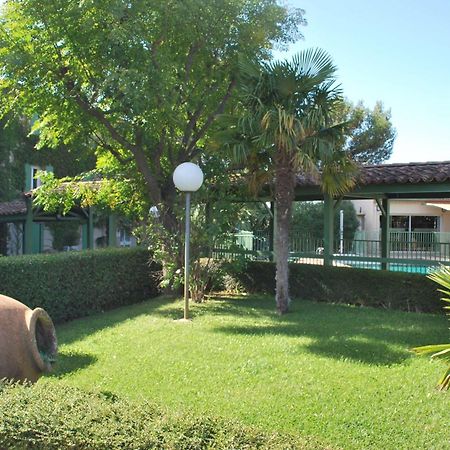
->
[213,230,450,275]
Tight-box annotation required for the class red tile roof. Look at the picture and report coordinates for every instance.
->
[0,199,27,217]
[296,161,450,187]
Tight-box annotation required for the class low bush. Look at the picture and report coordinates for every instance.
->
[0,382,310,450]
[0,248,159,322]
[228,261,442,313]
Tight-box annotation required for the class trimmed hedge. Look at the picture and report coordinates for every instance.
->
[0,248,159,323]
[0,382,312,450]
[230,262,443,313]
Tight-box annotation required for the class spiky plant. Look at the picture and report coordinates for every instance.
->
[413,266,450,390]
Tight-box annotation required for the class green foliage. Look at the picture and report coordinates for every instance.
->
[224,49,357,197]
[0,116,96,202]
[335,100,396,164]
[34,171,145,218]
[0,0,306,294]
[291,200,359,243]
[0,382,303,450]
[0,0,304,206]
[135,154,253,292]
[413,266,450,390]
[0,248,159,322]
[228,261,444,313]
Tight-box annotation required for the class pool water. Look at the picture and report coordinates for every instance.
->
[347,261,434,274]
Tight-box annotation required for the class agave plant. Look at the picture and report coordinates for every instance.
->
[413,266,450,390]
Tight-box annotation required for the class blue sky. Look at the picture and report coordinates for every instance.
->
[277,0,450,163]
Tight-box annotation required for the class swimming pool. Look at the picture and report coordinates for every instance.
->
[345,261,435,274]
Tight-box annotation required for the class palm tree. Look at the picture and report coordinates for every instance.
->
[413,267,450,390]
[227,49,356,314]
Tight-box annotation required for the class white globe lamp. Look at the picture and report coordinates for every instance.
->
[173,162,204,192]
[173,162,204,320]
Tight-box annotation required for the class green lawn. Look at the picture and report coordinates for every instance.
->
[45,295,449,450]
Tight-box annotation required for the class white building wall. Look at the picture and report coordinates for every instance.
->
[352,199,380,235]
[351,199,450,235]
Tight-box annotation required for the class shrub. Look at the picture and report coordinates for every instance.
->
[228,261,443,313]
[0,248,159,322]
[0,382,310,450]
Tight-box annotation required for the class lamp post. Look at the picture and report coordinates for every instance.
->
[173,162,204,320]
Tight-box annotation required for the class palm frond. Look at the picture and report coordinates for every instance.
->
[290,48,337,89]
[413,266,450,390]
[413,344,450,359]
[320,151,358,196]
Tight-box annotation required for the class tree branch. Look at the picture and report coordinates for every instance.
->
[57,67,162,204]
[182,106,204,148]
[187,77,237,154]
[185,42,201,82]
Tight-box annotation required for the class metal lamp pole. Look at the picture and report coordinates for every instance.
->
[184,192,192,320]
[173,162,204,321]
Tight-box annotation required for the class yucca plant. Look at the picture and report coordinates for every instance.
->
[413,266,450,390]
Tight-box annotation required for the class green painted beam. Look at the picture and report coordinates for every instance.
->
[333,197,343,210]
[81,223,88,250]
[23,198,33,254]
[108,214,118,247]
[293,182,450,201]
[375,198,386,216]
[323,193,334,266]
[0,215,26,223]
[88,208,94,249]
[380,198,390,270]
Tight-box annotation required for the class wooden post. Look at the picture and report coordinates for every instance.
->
[323,194,334,266]
[108,214,118,247]
[23,197,33,255]
[380,198,390,270]
[88,208,94,249]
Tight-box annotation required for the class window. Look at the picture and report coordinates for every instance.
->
[390,215,439,231]
[31,166,42,190]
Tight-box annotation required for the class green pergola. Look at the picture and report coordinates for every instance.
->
[0,195,118,254]
[275,161,450,269]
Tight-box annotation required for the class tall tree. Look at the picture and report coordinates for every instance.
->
[291,200,359,243]
[0,0,305,280]
[226,49,356,314]
[336,100,396,164]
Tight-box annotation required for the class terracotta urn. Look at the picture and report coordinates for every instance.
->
[0,294,57,382]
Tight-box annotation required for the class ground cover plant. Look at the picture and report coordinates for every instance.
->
[40,295,449,450]
[0,382,310,450]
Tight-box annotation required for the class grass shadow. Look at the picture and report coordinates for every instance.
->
[210,295,447,366]
[53,292,447,368]
[55,295,179,346]
[306,338,408,365]
[48,350,98,378]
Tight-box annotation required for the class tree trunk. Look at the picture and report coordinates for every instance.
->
[274,153,296,314]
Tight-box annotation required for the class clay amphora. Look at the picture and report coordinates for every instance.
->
[0,294,57,382]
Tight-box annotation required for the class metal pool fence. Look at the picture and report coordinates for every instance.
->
[212,230,450,274]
